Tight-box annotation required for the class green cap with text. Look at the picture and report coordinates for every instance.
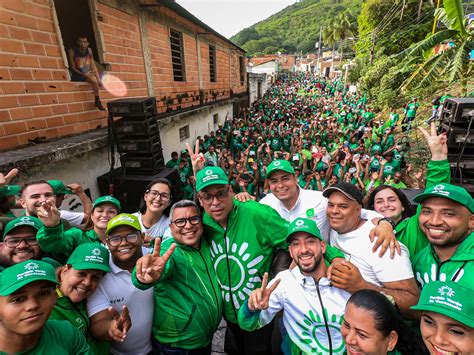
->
[266,159,295,178]
[0,260,58,296]
[93,195,121,211]
[106,213,141,235]
[286,217,322,242]
[413,183,474,213]
[2,216,43,240]
[195,167,229,192]
[411,281,474,327]
[0,185,21,198]
[66,243,111,273]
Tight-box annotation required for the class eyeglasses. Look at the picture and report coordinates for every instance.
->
[146,190,171,201]
[172,216,201,228]
[198,188,230,205]
[4,237,38,248]
[106,233,139,247]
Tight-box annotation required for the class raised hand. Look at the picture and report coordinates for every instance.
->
[248,272,280,311]
[186,140,205,174]
[418,122,447,161]
[66,183,84,195]
[36,200,61,227]
[108,305,131,342]
[0,168,19,188]
[135,239,176,284]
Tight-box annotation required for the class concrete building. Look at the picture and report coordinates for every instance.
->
[248,72,267,106]
[248,60,278,86]
[0,0,248,200]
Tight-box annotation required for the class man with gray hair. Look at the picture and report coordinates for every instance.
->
[132,200,223,354]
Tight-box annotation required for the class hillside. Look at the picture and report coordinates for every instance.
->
[230,0,363,56]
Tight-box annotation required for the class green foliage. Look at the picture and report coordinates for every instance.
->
[230,0,363,56]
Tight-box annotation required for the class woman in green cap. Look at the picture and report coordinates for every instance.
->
[412,281,474,355]
[35,195,120,257]
[51,243,130,354]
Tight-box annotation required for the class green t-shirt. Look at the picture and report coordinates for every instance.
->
[165,159,179,170]
[0,320,90,355]
[382,160,400,178]
[405,102,419,118]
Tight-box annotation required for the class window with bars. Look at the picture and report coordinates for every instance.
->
[170,29,185,81]
[239,56,245,85]
[179,125,190,141]
[209,45,216,82]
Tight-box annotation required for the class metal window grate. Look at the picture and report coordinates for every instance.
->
[239,56,245,85]
[209,45,216,82]
[179,125,190,141]
[170,29,185,81]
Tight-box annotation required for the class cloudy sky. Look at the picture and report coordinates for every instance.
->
[176,0,297,38]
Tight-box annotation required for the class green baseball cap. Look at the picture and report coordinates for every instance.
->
[66,243,111,273]
[411,281,474,327]
[266,160,295,179]
[195,167,229,192]
[0,185,21,198]
[0,260,58,296]
[2,216,43,240]
[286,217,322,242]
[413,183,474,213]
[106,213,141,235]
[93,195,121,211]
[47,180,71,195]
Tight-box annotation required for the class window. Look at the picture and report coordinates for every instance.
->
[179,125,190,142]
[53,0,106,75]
[239,56,245,85]
[209,45,216,82]
[170,29,186,81]
[213,113,219,126]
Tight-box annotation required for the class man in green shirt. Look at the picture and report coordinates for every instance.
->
[165,151,180,170]
[0,260,90,354]
[412,183,474,290]
[402,98,419,132]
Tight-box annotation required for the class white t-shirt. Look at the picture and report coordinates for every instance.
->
[329,220,414,287]
[260,188,382,240]
[87,247,154,355]
[132,212,170,238]
[59,210,85,226]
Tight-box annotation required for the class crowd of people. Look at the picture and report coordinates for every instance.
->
[0,73,472,355]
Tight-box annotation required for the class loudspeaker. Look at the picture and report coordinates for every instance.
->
[107,97,156,117]
[440,98,474,126]
[97,167,182,213]
[400,188,423,208]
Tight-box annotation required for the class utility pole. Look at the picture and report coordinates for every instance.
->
[369,31,376,64]
[316,27,322,75]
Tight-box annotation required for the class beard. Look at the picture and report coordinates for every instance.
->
[296,252,324,274]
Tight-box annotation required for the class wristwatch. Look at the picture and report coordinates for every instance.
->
[377,217,396,229]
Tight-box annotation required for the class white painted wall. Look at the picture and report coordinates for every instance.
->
[248,74,268,106]
[158,103,233,161]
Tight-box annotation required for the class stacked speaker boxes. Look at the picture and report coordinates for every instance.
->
[107,97,164,175]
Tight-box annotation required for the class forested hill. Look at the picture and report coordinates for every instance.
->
[230,0,362,56]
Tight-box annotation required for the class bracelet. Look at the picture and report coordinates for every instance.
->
[377,217,395,229]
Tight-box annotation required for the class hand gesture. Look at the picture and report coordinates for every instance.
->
[248,272,281,311]
[186,140,205,174]
[135,239,176,284]
[36,200,61,227]
[328,260,366,294]
[0,168,19,188]
[108,305,131,342]
[380,159,387,166]
[369,220,401,258]
[353,155,360,163]
[251,162,258,171]
[384,175,391,184]
[418,122,447,161]
[67,183,84,195]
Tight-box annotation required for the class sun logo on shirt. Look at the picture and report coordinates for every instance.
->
[210,238,264,309]
[296,309,345,354]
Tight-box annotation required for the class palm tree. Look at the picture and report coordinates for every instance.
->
[397,0,473,94]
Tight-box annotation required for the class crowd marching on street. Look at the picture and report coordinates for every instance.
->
[0,73,473,355]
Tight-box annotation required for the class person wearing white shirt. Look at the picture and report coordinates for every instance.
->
[88,213,154,355]
[323,183,420,317]
[238,218,351,354]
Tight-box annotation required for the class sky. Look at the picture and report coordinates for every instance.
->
[176,0,297,39]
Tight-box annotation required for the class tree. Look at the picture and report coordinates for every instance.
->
[397,0,473,94]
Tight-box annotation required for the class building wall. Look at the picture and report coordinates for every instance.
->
[158,102,232,161]
[0,0,247,151]
[248,73,267,106]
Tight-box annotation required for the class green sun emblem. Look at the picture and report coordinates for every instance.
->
[295,309,345,354]
[210,238,264,309]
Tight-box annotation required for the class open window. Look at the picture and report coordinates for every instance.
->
[52,0,106,77]
[239,56,245,85]
[209,45,216,83]
[170,29,186,82]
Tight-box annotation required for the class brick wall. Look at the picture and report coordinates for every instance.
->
[0,0,247,151]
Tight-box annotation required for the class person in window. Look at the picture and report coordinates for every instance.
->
[68,36,105,111]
